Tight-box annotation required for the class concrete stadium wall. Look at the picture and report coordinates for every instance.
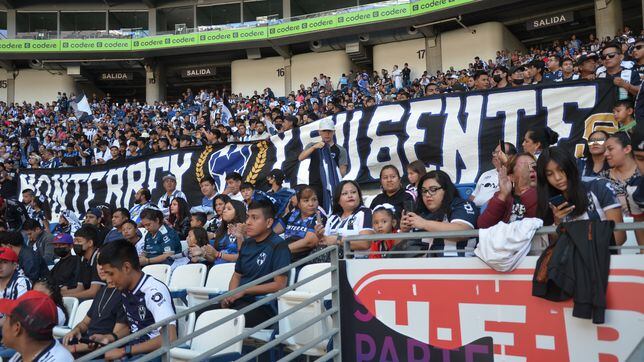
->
[290,50,354,92]
[373,38,427,81]
[14,69,76,104]
[231,56,286,97]
[441,22,526,71]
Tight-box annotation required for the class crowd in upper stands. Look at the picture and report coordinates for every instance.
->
[0,28,642,361]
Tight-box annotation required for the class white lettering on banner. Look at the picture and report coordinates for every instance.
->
[169,152,193,192]
[86,171,107,212]
[375,300,430,343]
[125,161,147,208]
[50,174,69,214]
[459,303,526,352]
[366,104,405,179]
[404,98,442,165]
[542,85,597,141]
[67,173,87,214]
[105,166,126,206]
[442,96,482,183]
[272,132,293,183]
[146,157,169,195]
[486,90,537,149]
[343,110,363,181]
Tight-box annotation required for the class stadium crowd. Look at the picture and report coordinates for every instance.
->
[0,29,642,361]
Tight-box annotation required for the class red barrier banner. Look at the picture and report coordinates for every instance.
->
[340,255,644,361]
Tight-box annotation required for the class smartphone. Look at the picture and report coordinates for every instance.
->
[403,199,415,214]
[549,194,567,208]
[316,211,322,225]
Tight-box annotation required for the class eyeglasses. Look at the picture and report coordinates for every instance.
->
[420,186,443,196]
[600,52,618,60]
[588,139,606,146]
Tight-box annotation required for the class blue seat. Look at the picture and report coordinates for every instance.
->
[455,183,476,200]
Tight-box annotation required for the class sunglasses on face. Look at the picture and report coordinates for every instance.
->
[588,139,606,146]
[600,52,618,60]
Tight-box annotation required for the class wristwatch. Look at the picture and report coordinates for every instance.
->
[124,345,133,358]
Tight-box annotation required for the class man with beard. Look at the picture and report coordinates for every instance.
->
[129,188,152,224]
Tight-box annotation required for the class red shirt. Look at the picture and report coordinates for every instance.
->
[477,188,538,229]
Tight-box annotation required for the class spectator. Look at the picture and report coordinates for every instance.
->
[139,207,182,266]
[370,165,415,220]
[0,231,48,282]
[392,65,403,90]
[31,195,52,231]
[369,204,399,259]
[54,209,82,235]
[492,66,510,88]
[240,182,255,206]
[478,153,538,228]
[83,207,109,243]
[104,208,130,244]
[600,132,643,245]
[0,246,31,300]
[62,263,129,358]
[168,197,191,240]
[121,220,145,255]
[189,212,207,229]
[298,119,349,205]
[577,130,610,177]
[0,198,29,232]
[535,146,625,244]
[527,59,546,84]
[472,70,490,90]
[0,290,73,361]
[266,169,287,195]
[199,176,217,211]
[22,219,55,265]
[510,66,527,87]
[211,200,246,264]
[156,173,187,218]
[405,160,427,200]
[400,171,479,257]
[20,189,35,219]
[470,142,517,207]
[63,225,104,299]
[129,188,152,224]
[97,239,177,361]
[221,199,290,327]
[274,185,324,263]
[314,180,373,259]
[224,172,244,202]
[614,100,636,132]
[32,277,68,327]
[597,41,640,100]
[577,53,599,80]
[207,194,231,237]
[544,54,563,81]
[180,227,214,266]
[402,63,411,88]
[522,127,559,158]
[49,233,82,289]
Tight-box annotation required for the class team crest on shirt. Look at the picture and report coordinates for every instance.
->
[257,252,267,266]
[138,305,147,320]
[151,292,163,304]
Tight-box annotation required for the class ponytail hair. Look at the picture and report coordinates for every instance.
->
[527,126,559,151]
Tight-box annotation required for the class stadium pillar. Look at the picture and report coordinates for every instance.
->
[145,62,165,103]
[594,0,623,40]
[6,77,15,104]
[148,9,157,36]
[426,35,442,76]
[284,58,292,95]
[283,0,291,19]
[6,10,16,38]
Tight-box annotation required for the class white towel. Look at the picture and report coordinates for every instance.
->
[475,218,544,272]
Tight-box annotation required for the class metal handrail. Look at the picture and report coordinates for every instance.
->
[343,221,644,256]
[77,245,341,362]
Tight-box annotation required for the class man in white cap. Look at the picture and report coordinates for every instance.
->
[298,119,348,207]
[156,173,187,218]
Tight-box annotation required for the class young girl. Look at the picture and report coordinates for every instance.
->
[184,227,214,265]
[211,200,247,264]
[405,160,427,200]
[369,204,399,259]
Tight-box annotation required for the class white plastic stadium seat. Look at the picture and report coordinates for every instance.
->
[53,299,93,338]
[174,305,196,340]
[169,264,207,307]
[186,263,236,307]
[142,264,171,285]
[169,309,244,362]
[61,297,79,328]
[276,263,334,356]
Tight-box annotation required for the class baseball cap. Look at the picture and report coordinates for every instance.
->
[87,207,102,219]
[162,172,177,182]
[576,53,599,65]
[0,290,58,338]
[52,233,73,244]
[267,169,285,184]
[0,247,18,262]
[318,119,335,131]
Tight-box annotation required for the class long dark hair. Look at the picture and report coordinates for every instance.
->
[331,180,364,215]
[406,160,427,187]
[415,170,459,217]
[215,200,247,241]
[33,195,52,221]
[212,194,231,216]
[536,146,588,223]
[582,130,609,173]
[35,277,69,324]
[189,227,209,247]
[526,126,559,151]
[168,197,190,226]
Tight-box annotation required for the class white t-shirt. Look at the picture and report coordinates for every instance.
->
[471,169,499,207]
[9,340,73,362]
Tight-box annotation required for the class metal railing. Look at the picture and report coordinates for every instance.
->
[343,221,644,257]
[77,245,342,362]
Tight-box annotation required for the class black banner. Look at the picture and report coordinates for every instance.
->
[20,80,616,216]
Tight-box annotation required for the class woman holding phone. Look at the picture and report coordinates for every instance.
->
[536,146,625,244]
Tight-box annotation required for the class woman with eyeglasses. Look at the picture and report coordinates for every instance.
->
[314,180,374,259]
[599,132,644,247]
[400,170,479,257]
[577,130,610,177]
[478,153,538,228]
[536,146,625,244]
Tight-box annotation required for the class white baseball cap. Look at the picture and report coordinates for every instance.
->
[319,119,335,131]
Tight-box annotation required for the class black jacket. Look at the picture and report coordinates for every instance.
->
[532,220,613,324]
